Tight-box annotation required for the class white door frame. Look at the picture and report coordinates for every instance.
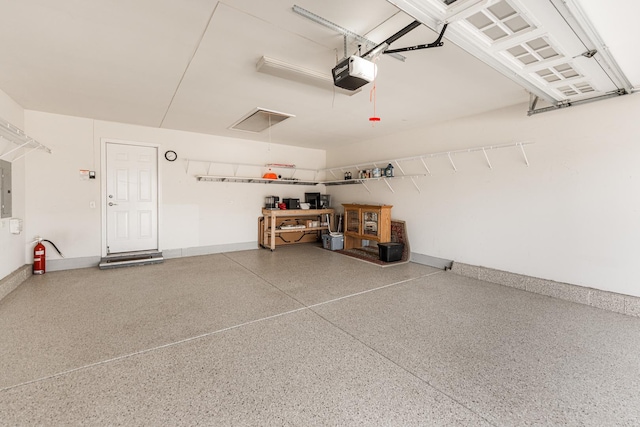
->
[100,138,162,257]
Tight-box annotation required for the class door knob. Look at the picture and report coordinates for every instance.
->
[108,202,117,206]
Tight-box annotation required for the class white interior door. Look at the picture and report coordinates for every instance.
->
[105,143,158,254]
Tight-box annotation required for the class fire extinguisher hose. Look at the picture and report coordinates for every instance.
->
[42,239,65,258]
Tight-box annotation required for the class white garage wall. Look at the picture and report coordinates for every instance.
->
[23,110,325,266]
[326,94,640,298]
[10,93,640,300]
[0,89,27,280]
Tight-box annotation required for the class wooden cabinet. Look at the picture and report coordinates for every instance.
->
[260,208,335,251]
[342,204,392,249]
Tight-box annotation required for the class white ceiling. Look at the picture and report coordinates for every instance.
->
[0,0,636,150]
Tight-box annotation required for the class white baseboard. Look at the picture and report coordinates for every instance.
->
[48,256,101,272]
[410,252,453,270]
[163,242,257,259]
[450,261,640,318]
[0,265,31,302]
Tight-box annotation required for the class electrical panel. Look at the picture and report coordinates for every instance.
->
[0,159,11,218]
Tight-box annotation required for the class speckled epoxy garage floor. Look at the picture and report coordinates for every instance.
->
[1,245,639,426]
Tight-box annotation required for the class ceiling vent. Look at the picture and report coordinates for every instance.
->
[229,108,295,133]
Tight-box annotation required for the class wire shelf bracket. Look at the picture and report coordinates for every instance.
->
[0,117,52,162]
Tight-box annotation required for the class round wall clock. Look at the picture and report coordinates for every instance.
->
[164,150,177,161]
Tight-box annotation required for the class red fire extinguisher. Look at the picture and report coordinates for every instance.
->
[33,238,64,275]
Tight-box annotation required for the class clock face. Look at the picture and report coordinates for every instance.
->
[164,150,177,161]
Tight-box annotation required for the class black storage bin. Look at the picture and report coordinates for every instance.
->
[378,242,404,262]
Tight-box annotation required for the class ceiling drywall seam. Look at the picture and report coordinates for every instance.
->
[234,3,344,52]
[362,9,406,43]
[291,5,406,61]
[158,2,220,128]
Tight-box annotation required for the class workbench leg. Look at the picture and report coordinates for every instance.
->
[263,226,268,249]
[270,214,276,251]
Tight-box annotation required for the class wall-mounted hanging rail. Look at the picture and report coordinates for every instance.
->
[185,158,320,185]
[323,174,429,193]
[188,142,533,192]
[0,117,52,162]
[321,141,533,193]
[321,141,533,173]
[196,176,318,185]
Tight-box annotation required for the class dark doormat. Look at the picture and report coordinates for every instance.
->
[335,247,408,267]
[332,219,410,267]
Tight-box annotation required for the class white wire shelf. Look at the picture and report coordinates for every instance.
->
[323,174,428,185]
[320,141,533,177]
[196,175,319,185]
[185,158,319,181]
[0,116,52,162]
[191,141,533,193]
[324,174,430,193]
[321,142,533,193]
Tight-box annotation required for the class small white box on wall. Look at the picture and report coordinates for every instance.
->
[9,218,22,234]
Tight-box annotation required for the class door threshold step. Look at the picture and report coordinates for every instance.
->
[99,251,163,270]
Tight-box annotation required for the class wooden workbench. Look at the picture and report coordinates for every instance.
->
[261,208,335,251]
